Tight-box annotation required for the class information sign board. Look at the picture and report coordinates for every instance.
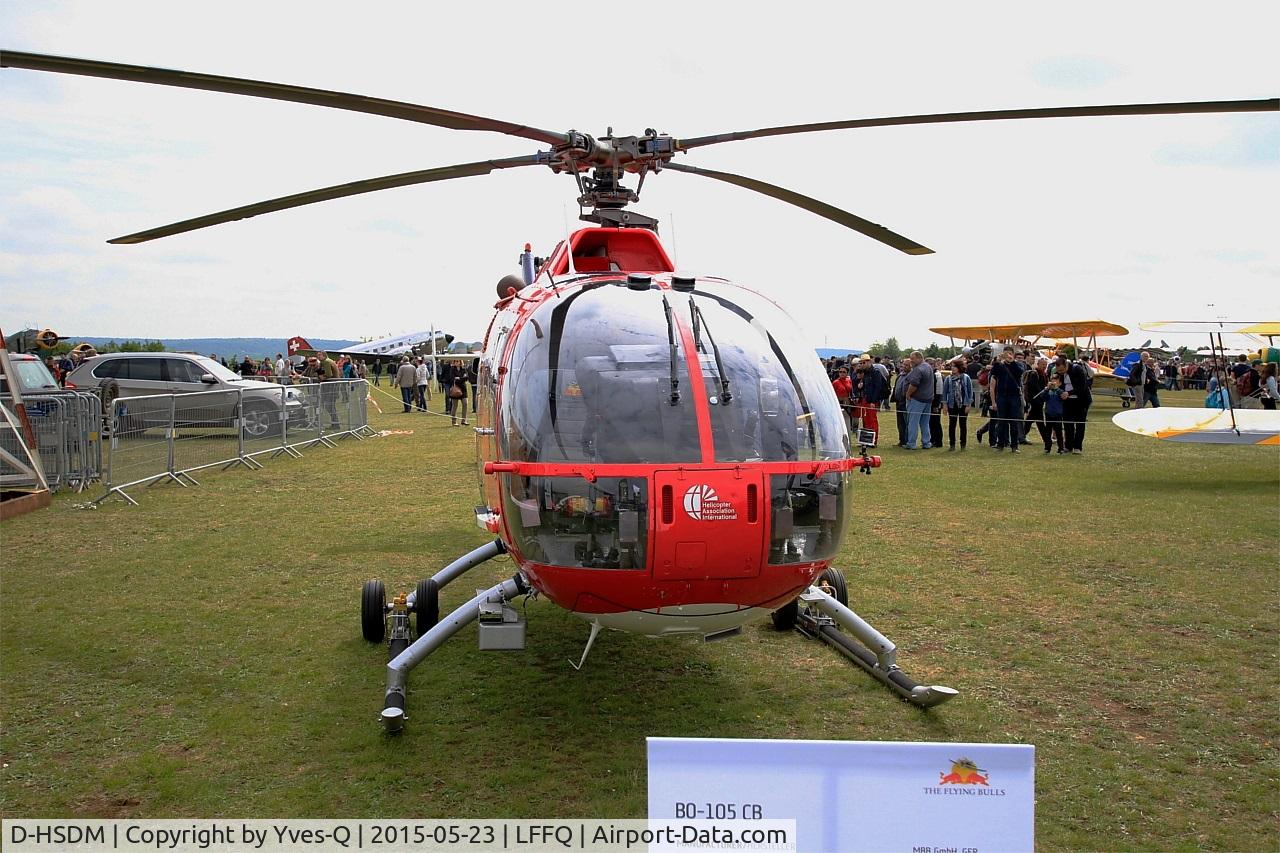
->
[648,737,1034,852]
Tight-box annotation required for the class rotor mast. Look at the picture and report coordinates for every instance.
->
[549,128,676,230]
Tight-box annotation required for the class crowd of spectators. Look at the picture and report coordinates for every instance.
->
[825,350,1095,454]
[823,347,1277,455]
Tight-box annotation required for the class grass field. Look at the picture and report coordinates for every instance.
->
[2,386,1277,850]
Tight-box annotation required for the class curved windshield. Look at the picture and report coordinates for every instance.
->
[687,283,848,462]
[190,356,245,382]
[501,283,700,464]
[7,359,59,392]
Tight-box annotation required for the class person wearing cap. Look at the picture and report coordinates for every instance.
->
[302,355,321,380]
[395,356,417,413]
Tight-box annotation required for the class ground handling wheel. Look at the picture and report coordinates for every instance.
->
[361,579,386,643]
[415,578,439,637]
[816,567,848,607]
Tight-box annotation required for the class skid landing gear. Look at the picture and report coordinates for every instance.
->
[790,581,957,708]
[360,540,529,733]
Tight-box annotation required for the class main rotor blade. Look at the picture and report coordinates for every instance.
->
[108,155,545,243]
[677,98,1280,150]
[662,162,932,255]
[1,50,569,147]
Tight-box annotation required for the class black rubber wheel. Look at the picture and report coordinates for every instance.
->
[415,578,439,637]
[241,403,278,439]
[817,567,849,607]
[361,579,386,643]
[770,598,799,630]
[99,380,123,432]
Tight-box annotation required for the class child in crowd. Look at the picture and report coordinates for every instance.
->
[1034,376,1066,453]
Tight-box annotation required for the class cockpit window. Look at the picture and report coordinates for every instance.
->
[768,471,848,564]
[502,475,647,569]
[686,284,849,462]
[502,284,701,464]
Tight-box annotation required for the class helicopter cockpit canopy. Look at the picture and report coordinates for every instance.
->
[500,278,848,466]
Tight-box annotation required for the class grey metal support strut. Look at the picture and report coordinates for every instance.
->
[798,585,957,708]
[406,539,506,610]
[383,573,526,733]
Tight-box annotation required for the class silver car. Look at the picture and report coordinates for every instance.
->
[64,352,306,438]
[0,353,61,394]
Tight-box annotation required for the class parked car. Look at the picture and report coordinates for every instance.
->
[0,353,61,395]
[64,352,309,438]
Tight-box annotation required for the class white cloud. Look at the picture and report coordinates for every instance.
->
[1031,56,1126,90]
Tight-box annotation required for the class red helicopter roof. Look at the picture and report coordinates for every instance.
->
[545,227,675,276]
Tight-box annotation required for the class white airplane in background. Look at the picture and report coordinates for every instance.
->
[286,330,454,363]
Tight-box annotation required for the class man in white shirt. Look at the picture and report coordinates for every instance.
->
[274,353,291,385]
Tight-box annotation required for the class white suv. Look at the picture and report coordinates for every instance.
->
[64,352,306,438]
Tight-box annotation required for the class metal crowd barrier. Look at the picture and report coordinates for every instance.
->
[95,379,371,506]
[0,391,102,493]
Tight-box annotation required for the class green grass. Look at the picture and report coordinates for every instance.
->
[2,388,1277,850]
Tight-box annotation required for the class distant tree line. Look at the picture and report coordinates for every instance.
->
[48,339,166,356]
[863,337,961,361]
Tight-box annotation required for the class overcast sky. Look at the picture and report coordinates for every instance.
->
[2,1,1277,351]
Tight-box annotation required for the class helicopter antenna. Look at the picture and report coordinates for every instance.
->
[562,205,576,275]
[670,212,678,269]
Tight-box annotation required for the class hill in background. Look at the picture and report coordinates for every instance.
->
[68,337,359,359]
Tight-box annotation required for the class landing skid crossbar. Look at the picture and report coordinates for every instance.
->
[797,585,957,708]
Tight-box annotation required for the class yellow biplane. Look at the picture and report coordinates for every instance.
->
[930,320,1135,403]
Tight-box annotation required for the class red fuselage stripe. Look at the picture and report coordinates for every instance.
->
[661,283,716,463]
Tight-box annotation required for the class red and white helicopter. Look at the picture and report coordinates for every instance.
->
[5,50,1274,731]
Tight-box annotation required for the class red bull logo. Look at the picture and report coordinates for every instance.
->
[939,758,989,786]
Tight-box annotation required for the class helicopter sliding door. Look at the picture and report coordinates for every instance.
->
[652,468,765,580]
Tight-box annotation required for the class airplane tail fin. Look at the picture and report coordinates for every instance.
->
[1111,351,1141,379]
[287,336,313,355]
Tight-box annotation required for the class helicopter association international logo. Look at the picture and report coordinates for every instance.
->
[923,758,1006,797]
[682,485,738,522]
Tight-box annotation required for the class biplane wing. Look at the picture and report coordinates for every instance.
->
[1139,321,1280,337]
[930,321,1129,341]
[1113,408,1280,446]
